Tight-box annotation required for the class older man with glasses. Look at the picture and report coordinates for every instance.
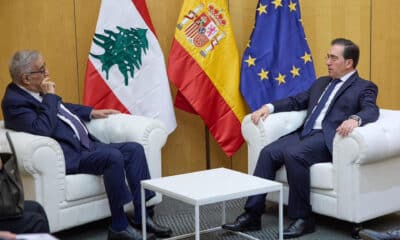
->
[1,50,172,240]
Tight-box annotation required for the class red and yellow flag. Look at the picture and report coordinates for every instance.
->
[168,0,247,156]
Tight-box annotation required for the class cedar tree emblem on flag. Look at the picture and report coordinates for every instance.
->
[84,0,176,134]
[90,26,149,86]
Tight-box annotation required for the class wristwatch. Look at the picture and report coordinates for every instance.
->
[348,115,362,126]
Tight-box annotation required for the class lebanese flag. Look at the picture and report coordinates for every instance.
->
[168,0,247,156]
[84,0,176,134]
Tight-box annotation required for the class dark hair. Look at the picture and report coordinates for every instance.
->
[331,38,359,68]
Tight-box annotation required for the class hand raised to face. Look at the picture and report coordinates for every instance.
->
[40,77,56,94]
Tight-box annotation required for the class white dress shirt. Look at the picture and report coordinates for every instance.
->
[312,70,355,129]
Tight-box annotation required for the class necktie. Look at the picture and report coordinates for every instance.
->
[301,79,342,137]
[58,106,90,148]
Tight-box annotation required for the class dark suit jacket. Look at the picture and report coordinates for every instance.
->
[2,83,93,173]
[271,72,379,153]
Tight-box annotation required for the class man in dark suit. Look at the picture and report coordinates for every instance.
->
[2,50,172,240]
[222,38,379,238]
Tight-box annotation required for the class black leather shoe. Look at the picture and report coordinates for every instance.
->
[359,228,400,240]
[283,218,315,239]
[131,215,173,238]
[222,212,261,232]
[108,225,156,240]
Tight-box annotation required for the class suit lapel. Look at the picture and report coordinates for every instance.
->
[10,83,41,104]
[326,72,358,113]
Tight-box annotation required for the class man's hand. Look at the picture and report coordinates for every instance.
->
[0,231,16,239]
[40,77,56,94]
[91,109,120,119]
[251,105,270,124]
[336,119,359,137]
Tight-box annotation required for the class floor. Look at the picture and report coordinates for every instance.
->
[53,197,400,240]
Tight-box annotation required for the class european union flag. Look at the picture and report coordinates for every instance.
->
[240,0,316,111]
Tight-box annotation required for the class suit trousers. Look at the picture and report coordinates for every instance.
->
[77,141,155,222]
[245,130,331,219]
[0,201,49,233]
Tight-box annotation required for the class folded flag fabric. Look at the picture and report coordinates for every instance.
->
[84,0,176,134]
[168,0,247,157]
[240,0,316,111]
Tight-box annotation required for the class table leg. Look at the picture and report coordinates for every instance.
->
[222,201,226,224]
[141,184,147,239]
[279,186,283,240]
[195,204,200,240]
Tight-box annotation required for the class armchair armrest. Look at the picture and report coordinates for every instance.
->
[242,111,306,174]
[0,124,66,225]
[332,109,400,221]
[86,114,167,145]
[85,114,168,178]
[333,109,400,166]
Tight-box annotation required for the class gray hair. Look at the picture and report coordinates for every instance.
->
[9,50,41,83]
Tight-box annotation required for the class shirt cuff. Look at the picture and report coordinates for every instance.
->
[265,103,274,113]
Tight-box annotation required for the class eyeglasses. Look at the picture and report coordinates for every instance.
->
[27,64,47,75]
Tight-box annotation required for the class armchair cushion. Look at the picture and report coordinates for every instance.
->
[275,163,334,190]
[65,175,105,201]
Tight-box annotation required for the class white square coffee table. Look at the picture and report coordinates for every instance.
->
[141,168,283,240]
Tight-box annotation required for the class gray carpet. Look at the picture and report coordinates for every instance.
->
[54,196,400,240]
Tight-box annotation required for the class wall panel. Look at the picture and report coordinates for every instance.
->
[0,0,79,108]
[301,0,371,80]
[74,0,102,103]
[371,0,400,109]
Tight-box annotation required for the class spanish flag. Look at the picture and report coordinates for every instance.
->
[168,0,247,156]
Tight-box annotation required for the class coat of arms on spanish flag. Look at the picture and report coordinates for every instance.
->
[168,0,247,157]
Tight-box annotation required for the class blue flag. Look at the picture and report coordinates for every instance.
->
[240,0,316,111]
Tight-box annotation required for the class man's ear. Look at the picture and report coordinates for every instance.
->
[345,59,354,69]
[21,74,30,85]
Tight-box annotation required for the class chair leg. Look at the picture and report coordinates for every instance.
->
[351,223,363,239]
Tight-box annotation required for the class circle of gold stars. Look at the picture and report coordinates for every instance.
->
[244,0,312,85]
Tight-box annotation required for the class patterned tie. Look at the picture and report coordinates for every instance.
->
[58,106,90,148]
[301,79,342,137]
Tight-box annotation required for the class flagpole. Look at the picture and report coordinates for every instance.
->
[205,126,211,169]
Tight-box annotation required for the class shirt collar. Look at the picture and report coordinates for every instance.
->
[339,70,356,82]
[16,84,42,102]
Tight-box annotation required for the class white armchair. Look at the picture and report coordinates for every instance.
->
[242,109,400,224]
[0,114,168,233]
